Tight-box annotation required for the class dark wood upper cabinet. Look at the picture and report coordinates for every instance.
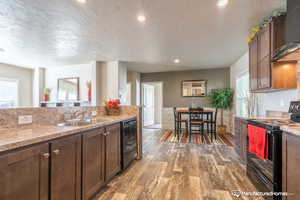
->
[249,15,297,92]
[271,15,286,57]
[0,144,49,200]
[50,134,81,200]
[258,25,271,61]
[282,132,300,200]
[105,123,121,181]
[258,55,272,89]
[249,35,259,91]
[82,128,106,200]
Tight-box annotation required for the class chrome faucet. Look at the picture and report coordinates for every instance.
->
[64,110,86,121]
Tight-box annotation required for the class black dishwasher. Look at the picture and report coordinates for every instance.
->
[121,118,137,170]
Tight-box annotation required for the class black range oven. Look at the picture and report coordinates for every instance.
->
[247,120,282,200]
[120,118,137,170]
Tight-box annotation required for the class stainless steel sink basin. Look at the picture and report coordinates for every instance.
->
[56,119,93,127]
[56,118,110,127]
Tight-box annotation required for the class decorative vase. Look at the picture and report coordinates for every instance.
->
[105,107,120,116]
[43,93,49,102]
[88,87,92,102]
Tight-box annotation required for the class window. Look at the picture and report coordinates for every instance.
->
[0,78,18,108]
[236,73,249,117]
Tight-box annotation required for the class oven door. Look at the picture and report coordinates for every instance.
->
[248,130,274,182]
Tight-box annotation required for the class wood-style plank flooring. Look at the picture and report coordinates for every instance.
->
[96,129,262,200]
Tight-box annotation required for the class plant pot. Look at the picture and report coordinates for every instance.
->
[105,107,120,116]
[217,125,227,135]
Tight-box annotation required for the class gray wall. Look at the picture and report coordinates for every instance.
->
[141,68,230,107]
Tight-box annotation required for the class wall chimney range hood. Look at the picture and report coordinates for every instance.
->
[273,0,300,61]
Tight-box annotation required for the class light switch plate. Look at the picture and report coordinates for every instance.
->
[18,115,33,125]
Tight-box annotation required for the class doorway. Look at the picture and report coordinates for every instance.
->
[141,82,163,129]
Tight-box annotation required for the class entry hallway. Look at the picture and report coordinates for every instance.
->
[96,129,261,200]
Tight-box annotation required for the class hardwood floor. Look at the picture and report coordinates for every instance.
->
[96,129,261,200]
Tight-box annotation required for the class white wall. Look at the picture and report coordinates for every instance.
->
[0,63,33,107]
[45,63,93,102]
[33,67,45,107]
[257,90,297,116]
[230,52,249,117]
[95,61,128,105]
[118,62,128,104]
[127,71,141,106]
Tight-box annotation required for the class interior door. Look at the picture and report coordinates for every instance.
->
[142,84,155,126]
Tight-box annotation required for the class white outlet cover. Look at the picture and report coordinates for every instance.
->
[18,115,33,125]
[91,111,97,117]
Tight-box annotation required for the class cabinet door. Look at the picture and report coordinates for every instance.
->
[51,135,81,200]
[105,123,121,181]
[234,117,247,163]
[258,55,271,89]
[271,15,286,57]
[0,144,49,200]
[249,36,258,91]
[82,128,106,200]
[282,133,300,200]
[258,25,271,61]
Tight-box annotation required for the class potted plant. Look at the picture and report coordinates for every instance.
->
[105,99,121,116]
[208,88,233,135]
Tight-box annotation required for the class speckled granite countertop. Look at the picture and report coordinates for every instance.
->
[0,115,136,153]
[280,125,300,137]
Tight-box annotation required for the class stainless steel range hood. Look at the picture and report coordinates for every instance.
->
[273,0,300,61]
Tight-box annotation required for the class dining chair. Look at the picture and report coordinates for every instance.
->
[188,107,204,143]
[204,108,218,140]
[173,107,188,141]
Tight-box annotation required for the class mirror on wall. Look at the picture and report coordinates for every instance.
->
[57,77,79,101]
[182,80,207,97]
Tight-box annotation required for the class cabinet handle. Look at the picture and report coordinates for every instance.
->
[53,149,60,155]
[42,153,50,159]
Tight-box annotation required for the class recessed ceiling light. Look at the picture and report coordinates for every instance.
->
[217,0,228,7]
[77,0,86,4]
[174,59,180,64]
[137,15,146,23]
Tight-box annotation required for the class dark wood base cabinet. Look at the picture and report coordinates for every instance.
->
[50,134,82,200]
[0,123,123,200]
[0,144,50,200]
[282,132,300,200]
[234,117,248,163]
[105,124,121,181]
[82,124,121,200]
[82,128,106,200]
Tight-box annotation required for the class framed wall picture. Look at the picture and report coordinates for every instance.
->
[182,80,207,97]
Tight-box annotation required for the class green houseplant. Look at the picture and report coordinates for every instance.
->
[208,88,234,135]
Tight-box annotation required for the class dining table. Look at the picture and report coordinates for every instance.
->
[176,109,215,137]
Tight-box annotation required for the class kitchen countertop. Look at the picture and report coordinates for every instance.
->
[0,115,136,153]
[280,125,300,137]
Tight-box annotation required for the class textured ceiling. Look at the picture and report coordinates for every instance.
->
[0,0,285,72]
